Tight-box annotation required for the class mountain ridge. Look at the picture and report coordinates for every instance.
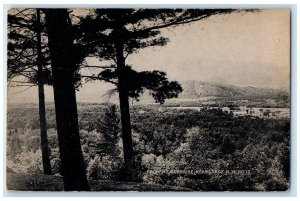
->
[178,80,289,100]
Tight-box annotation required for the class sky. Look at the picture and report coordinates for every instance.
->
[7,9,290,104]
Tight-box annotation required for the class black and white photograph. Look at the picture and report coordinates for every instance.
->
[6,8,291,192]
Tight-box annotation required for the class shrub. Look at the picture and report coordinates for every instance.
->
[86,155,122,181]
[8,150,43,174]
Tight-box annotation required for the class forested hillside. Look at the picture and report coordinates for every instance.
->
[7,103,290,191]
[179,81,289,100]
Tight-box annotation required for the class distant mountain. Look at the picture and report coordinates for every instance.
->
[178,80,290,100]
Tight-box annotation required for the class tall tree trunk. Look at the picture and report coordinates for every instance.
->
[36,9,52,175]
[44,9,90,191]
[115,40,135,180]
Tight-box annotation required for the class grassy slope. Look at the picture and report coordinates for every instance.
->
[6,172,191,192]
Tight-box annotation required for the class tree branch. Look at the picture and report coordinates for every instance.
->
[80,75,118,85]
[9,80,35,84]
[9,85,35,94]
[81,65,116,69]
[129,10,238,38]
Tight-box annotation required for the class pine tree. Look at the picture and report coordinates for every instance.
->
[7,8,52,175]
[78,9,243,180]
[93,104,120,156]
[44,9,90,191]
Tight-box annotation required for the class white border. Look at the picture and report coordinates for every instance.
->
[1,0,299,200]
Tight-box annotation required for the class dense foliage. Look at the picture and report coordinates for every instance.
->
[7,103,290,191]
